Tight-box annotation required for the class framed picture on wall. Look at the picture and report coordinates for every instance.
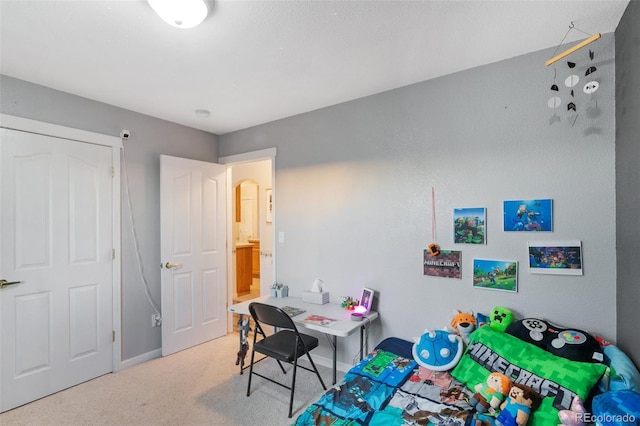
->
[528,240,583,275]
[503,199,553,232]
[473,259,518,292]
[265,188,273,223]
[454,207,486,244]
[423,249,462,279]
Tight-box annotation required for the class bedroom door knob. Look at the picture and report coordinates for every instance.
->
[0,279,21,289]
[164,262,183,269]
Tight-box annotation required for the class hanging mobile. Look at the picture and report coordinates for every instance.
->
[428,186,440,256]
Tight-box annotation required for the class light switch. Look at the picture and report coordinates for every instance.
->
[279,232,285,243]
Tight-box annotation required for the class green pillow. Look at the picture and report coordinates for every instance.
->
[452,326,607,426]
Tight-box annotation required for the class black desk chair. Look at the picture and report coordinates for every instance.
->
[246,302,327,418]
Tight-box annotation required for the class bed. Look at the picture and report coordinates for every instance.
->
[294,320,640,426]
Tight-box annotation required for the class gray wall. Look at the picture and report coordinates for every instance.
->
[220,34,621,364]
[615,0,640,367]
[2,17,636,367]
[0,76,218,360]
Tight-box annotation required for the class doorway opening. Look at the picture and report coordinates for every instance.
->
[233,179,261,304]
[219,147,276,334]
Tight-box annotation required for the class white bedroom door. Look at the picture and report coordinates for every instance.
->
[0,128,115,412]
[160,155,227,356]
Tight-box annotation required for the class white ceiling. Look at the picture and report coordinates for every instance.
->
[0,0,629,135]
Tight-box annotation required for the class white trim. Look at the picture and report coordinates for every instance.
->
[220,148,277,333]
[0,114,122,149]
[218,147,276,164]
[111,148,122,372]
[225,166,234,333]
[118,345,348,374]
[313,354,351,375]
[120,348,162,370]
[0,113,123,372]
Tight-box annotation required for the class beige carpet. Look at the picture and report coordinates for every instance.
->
[0,333,336,426]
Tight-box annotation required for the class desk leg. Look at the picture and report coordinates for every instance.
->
[359,324,364,361]
[359,323,369,361]
[332,335,337,385]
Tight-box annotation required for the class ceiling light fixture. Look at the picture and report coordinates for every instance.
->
[195,109,211,118]
[147,0,211,29]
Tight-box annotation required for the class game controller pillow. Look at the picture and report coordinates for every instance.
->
[505,318,604,364]
[452,326,607,426]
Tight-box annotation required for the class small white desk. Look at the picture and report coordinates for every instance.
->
[228,295,379,384]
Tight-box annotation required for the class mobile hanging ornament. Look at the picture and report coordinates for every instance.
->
[546,22,601,126]
[584,57,599,95]
[428,186,440,256]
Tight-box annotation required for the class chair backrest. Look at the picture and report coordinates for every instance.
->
[249,302,297,331]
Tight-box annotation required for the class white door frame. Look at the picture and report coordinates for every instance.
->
[218,147,276,332]
[0,113,122,372]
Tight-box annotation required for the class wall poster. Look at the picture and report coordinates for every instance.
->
[503,199,553,232]
[424,249,462,279]
[528,240,583,275]
[473,258,518,292]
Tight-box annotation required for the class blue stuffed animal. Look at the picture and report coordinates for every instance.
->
[412,329,463,371]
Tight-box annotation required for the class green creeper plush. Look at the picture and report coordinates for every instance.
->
[490,306,514,332]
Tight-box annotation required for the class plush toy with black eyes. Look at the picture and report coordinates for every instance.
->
[489,306,515,333]
[449,310,477,345]
[495,383,542,426]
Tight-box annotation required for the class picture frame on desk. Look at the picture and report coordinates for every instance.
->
[359,287,374,313]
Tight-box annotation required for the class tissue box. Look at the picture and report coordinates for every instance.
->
[302,291,329,305]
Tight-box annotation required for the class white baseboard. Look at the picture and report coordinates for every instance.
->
[311,354,353,375]
[119,346,355,377]
[120,348,162,370]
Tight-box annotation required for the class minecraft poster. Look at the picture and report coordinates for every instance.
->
[424,250,462,279]
[503,199,553,232]
[454,207,486,244]
[528,240,583,275]
[473,259,518,292]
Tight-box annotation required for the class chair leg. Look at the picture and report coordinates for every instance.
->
[246,347,257,397]
[288,355,298,418]
[276,359,287,374]
[305,350,327,390]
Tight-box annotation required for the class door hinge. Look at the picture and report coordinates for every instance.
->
[112,249,115,260]
[111,167,115,178]
[112,330,116,342]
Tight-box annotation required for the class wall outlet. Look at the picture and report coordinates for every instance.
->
[152,314,162,327]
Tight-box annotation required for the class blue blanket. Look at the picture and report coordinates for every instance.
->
[295,338,473,425]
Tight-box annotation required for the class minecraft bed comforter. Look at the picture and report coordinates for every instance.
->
[295,325,611,426]
[294,337,474,425]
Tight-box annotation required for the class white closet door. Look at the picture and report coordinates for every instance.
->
[1,128,114,412]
